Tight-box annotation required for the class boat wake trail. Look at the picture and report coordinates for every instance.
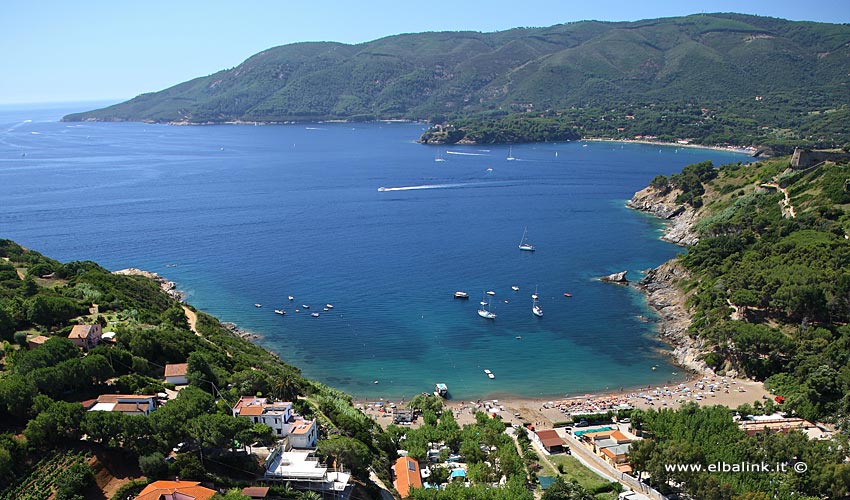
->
[377,183,470,192]
[445,151,488,156]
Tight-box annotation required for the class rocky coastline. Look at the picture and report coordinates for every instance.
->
[627,186,714,375]
[113,267,185,302]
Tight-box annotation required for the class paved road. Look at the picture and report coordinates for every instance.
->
[558,430,667,500]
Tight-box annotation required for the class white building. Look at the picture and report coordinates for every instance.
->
[264,448,351,498]
[164,363,189,385]
[232,396,317,447]
[85,394,157,416]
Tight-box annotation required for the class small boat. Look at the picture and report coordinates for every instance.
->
[478,294,496,320]
[311,312,320,317]
[254,303,262,308]
[486,167,493,172]
[374,380,379,384]
[532,296,543,317]
[504,300,509,304]
[326,304,334,309]
[564,293,572,297]
[486,290,496,296]
[516,336,522,340]
[435,383,449,398]
[323,307,329,312]
[518,227,535,251]
[295,309,300,313]
[488,373,495,379]
[454,291,469,299]
[377,187,387,192]
[302,304,310,309]
[288,296,294,301]
[511,286,520,291]
[484,369,492,375]
[435,152,446,162]
[274,309,285,315]
[506,146,516,161]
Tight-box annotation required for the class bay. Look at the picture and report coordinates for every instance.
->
[0,104,749,400]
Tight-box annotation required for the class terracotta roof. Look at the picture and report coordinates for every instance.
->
[393,457,422,498]
[69,325,98,339]
[28,335,49,344]
[135,480,216,500]
[113,402,151,413]
[164,363,189,377]
[535,429,565,448]
[239,406,265,417]
[289,420,315,435]
[95,394,155,403]
[241,486,269,498]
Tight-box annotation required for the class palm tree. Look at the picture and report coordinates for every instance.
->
[299,491,322,500]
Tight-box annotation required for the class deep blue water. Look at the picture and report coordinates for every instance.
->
[0,104,749,400]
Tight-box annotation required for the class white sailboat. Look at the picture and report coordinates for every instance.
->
[477,293,496,319]
[435,151,446,162]
[506,146,516,161]
[518,227,535,251]
[532,296,543,317]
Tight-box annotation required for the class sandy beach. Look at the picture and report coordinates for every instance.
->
[583,137,758,156]
[357,375,770,430]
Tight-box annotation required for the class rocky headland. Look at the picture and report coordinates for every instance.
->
[627,185,713,375]
[626,184,699,246]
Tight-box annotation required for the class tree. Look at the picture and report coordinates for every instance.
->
[188,413,250,450]
[541,477,593,500]
[139,451,168,478]
[317,436,372,478]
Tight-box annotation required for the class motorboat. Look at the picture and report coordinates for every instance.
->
[302,304,310,309]
[511,286,520,291]
[454,291,469,299]
[486,290,496,296]
[274,309,285,315]
[311,312,320,317]
[254,303,262,308]
[435,383,449,397]
[326,304,334,309]
[288,296,294,301]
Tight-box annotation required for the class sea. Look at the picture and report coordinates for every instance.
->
[0,103,750,401]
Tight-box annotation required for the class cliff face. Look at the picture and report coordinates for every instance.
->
[637,262,712,375]
[626,185,699,246]
[628,184,711,374]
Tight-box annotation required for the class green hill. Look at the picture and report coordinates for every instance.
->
[63,13,850,126]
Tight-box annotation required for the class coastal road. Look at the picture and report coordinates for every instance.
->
[558,430,667,500]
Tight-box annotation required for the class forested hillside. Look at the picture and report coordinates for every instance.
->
[0,241,391,499]
[64,13,850,150]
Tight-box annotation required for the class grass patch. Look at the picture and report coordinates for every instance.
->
[548,454,616,495]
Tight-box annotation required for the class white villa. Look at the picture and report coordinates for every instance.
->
[231,396,317,448]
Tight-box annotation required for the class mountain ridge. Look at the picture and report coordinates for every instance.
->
[62,13,850,125]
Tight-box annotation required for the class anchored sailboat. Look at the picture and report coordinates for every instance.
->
[532,296,543,317]
[477,293,496,319]
[518,227,535,251]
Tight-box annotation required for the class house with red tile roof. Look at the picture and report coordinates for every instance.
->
[231,396,317,447]
[84,394,157,416]
[135,480,216,500]
[534,429,567,453]
[393,456,422,498]
[68,324,102,349]
[164,362,189,385]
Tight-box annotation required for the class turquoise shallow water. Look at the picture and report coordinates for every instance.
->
[0,104,749,400]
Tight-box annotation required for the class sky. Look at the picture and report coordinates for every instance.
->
[1,0,848,104]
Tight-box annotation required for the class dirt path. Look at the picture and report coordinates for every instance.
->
[761,182,796,218]
[182,305,199,335]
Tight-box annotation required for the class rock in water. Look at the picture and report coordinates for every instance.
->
[600,271,629,284]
